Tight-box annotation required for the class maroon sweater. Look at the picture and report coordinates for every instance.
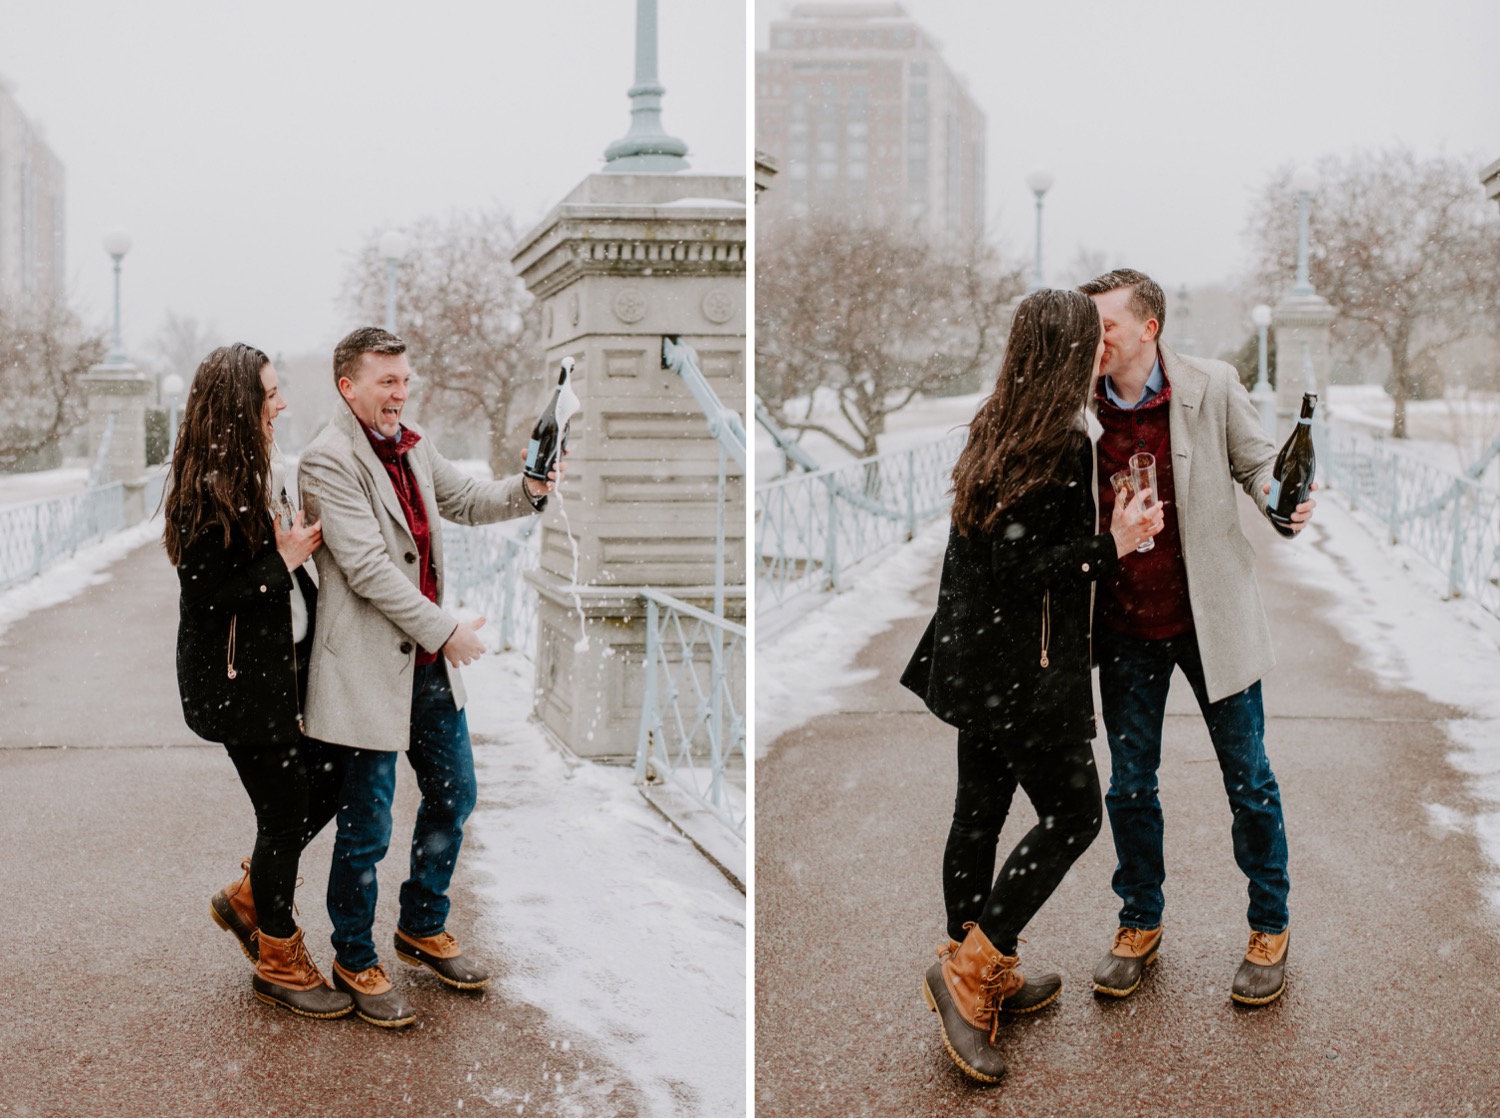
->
[1094,376,1195,640]
[362,425,442,666]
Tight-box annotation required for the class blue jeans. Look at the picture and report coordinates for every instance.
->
[327,662,478,971]
[1097,628,1290,934]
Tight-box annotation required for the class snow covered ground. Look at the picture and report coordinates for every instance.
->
[460,640,746,1118]
[0,465,89,506]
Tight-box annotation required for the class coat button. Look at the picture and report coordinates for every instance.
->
[1136,438,1147,449]
[259,584,267,592]
[399,641,413,655]
[1082,562,1091,573]
[405,552,417,563]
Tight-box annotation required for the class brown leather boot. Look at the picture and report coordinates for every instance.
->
[252,928,353,1019]
[934,935,1061,1014]
[922,922,1040,1083]
[395,929,491,990]
[209,858,258,962]
[1231,927,1289,1006]
[332,961,417,1028]
[1093,925,1162,997]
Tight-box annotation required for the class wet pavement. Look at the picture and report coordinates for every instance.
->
[0,542,647,1117]
[755,497,1500,1116]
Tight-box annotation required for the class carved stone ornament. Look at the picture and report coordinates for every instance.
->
[545,302,555,338]
[701,288,735,324]
[613,287,649,324]
[569,291,580,327]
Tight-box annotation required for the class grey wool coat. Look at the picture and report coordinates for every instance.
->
[297,405,538,752]
[1152,342,1283,703]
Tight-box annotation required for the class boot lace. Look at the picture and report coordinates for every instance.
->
[1245,930,1281,967]
[976,959,1018,1044]
[1113,926,1151,955]
[347,963,391,991]
[287,932,327,986]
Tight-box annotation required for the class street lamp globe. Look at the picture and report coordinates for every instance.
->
[1251,303,1273,329]
[379,229,410,262]
[161,372,185,399]
[1291,165,1320,194]
[102,230,133,260]
[1025,170,1054,197]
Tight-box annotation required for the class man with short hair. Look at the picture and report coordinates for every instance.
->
[297,326,559,1027]
[1079,269,1314,1006]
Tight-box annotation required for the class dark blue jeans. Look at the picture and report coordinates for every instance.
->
[327,662,478,971]
[1097,628,1290,934]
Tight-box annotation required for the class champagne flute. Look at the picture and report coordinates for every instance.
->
[1127,452,1158,553]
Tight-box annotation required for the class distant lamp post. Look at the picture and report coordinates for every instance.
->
[1025,170,1054,291]
[161,372,185,458]
[1289,165,1320,297]
[379,229,410,334]
[102,231,133,363]
[1250,303,1275,434]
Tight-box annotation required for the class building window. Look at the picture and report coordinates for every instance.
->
[817,160,838,181]
[848,161,868,181]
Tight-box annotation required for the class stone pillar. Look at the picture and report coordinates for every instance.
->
[79,361,152,523]
[1271,291,1336,440]
[512,172,746,760]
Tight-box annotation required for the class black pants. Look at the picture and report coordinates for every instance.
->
[943,726,1103,953]
[223,737,340,939]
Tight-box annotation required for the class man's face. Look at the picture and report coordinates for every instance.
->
[1090,287,1158,379]
[340,351,410,437]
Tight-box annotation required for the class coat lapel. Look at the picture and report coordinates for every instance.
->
[337,406,416,543]
[1162,343,1206,512]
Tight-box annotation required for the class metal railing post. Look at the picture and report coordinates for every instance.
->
[634,596,661,784]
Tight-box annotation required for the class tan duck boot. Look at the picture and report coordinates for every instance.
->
[922,922,1047,1083]
[209,858,258,962]
[1231,927,1289,1006]
[1093,924,1162,998]
[933,934,1061,1014]
[252,928,354,1020]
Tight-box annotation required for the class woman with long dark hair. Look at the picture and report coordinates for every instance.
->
[164,342,351,1019]
[902,288,1163,1082]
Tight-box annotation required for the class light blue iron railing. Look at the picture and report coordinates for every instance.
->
[632,337,747,844]
[441,518,541,657]
[0,482,129,592]
[755,431,966,614]
[1319,421,1500,617]
[634,589,746,839]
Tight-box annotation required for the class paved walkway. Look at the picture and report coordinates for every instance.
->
[755,498,1500,1116]
[0,542,651,1116]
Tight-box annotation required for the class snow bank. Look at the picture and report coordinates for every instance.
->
[0,516,160,640]
[1278,495,1500,912]
[458,642,746,1117]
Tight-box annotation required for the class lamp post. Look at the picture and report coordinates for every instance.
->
[1289,165,1320,297]
[102,231,132,363]
[1250,303,1275,435]
[161,372,185,459]
[1025,170,1053,291]
[379,229,410,334]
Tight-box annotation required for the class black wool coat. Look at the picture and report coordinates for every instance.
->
[900,436,1119,740]
[175,515,316,747]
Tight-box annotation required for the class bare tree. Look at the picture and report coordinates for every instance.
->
[756,213,1022,460]
[144,311,218,389]
[343,207,545,474]
[1244,147,1500,438]
[0,300,106,471]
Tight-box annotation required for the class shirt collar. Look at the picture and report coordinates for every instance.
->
[1103,352,1165,411]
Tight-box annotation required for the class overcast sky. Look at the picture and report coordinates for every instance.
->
[757,0,1500,288]
[1,0,746,362]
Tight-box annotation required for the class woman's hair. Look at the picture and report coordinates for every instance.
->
[162,343,273,566]
[950,288,1102,537]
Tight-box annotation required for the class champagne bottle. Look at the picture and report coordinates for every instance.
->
[523,357,581,481]
[1267,392,1317,537]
